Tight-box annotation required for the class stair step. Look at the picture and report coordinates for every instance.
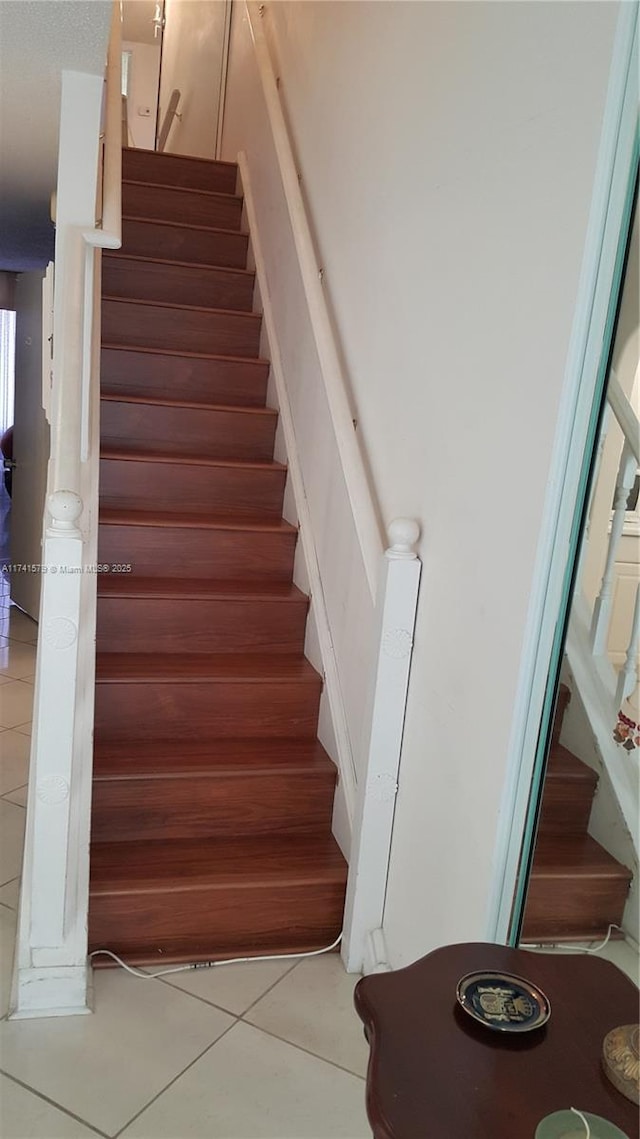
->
[96,578,308,653]
[94,652,322,741]
[123,180,243,231]
[551,683,572,746]
[522,834,632,942]
[102,297,262,357]
[101,346,269,407]
[122,217,248,269]
[537,744,598,834]
[99,451,286,517]
[102,253,255,311]
[98,509,297,580]
[91,739,336,842]
[122,148,238,195]
[100,394,277,462]
[89,833,347,964]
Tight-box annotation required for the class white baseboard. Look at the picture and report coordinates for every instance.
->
[362,927,392,975]
[10,965,92,1019]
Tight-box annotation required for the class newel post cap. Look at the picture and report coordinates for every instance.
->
[47,490,83,532]
[386,518,420,560]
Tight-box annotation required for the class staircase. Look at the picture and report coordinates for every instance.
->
[88,147,347,966]
[522,684,632,942]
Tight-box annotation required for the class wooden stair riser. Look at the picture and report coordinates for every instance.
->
[100,348,269,408]
[92,769,336,842]
[537,768,598,834]
[94,678,322,740]
[122,149,238,195]
[88,880,345,962]
[123,181,243,231]
[100,400,277,462]
[122,218,248,269]
[96,596,307,654]
[102,299,262,357]
[103,255,255,311]
[99,457,286,517]
[522,874,631,941]
[99,522,297,580]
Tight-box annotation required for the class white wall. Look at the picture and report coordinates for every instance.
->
[222,0,620,966]
[158,0,229,158]
[123,40,161,151]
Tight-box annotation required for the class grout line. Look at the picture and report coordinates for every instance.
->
[109,1016,240,1139]
[238,1020,366,1082]
[0,1069,111,1138]
[156,956,300,1017]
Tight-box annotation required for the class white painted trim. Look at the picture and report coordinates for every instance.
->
[215,0,233,161]
[363,927,392,975]
[237,151,357,818]
[485,3,639,943]
[244,0,383,598]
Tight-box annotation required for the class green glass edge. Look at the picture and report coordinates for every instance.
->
[508,129,640,948]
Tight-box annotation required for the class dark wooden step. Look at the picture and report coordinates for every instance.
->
[522,834,632,942]
[89,833,347,964]
[100,394,277,462]
[98,509,298,580]
[102,297,262,357]
[537,744,598,834]
[101,346,269,407]
[102,254,255,311]
[91,738,336,842]
[123,181,243,231]
[99,451,286,517]
[94,652,323,742]
[122,217,248,269]
[122,148,238,195]
[96,578,308,654]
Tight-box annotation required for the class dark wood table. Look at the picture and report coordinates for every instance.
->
[354,942,639,1139]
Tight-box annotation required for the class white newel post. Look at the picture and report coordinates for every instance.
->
[342,520,421,974]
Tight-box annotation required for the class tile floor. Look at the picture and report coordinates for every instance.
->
[0,566,637,1138]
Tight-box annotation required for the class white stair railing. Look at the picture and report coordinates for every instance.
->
[243,0,422,972]
[12,3,121,1019]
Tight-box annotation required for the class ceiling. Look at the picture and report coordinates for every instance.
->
[0,1,112,271]
[123,0,160,46]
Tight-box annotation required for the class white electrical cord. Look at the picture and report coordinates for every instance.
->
[570,1107,591,1138]
[89,931,343,979]
[521,923,621,954]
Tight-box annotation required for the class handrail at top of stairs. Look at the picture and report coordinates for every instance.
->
[245,0,384,600]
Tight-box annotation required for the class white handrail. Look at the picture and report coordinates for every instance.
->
[608,370,640,464]
[244,0,383,598]
[157,88,182,153]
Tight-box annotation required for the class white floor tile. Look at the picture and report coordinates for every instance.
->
[0,878,20,909]
[0,968,234,1136]
[0,904,17,1017]
[0,683,33,730]
[0,729,29,795]
[0,800,25,886]
[120,1020,370,1139]
[3,786,27,808]
[0,640,37,681]
[245,955,369,1077]
[0,1074,102,1138]
[159,958,297,1015]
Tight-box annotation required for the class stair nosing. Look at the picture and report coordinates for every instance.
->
[101,344,269,367]
[123,146,238,171]
[122,213,248,238]
[123,178,242,205]
[103,251,255,278]
[100,391,276,415]
[99,508,296,532]
[100,448,285,471]
[95,651,321,684]
[96,578,306,600]
[102,295,260,321]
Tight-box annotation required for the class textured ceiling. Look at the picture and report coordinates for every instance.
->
[0,0,112,270]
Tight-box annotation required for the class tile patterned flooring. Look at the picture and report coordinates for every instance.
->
[0,568,637,1137]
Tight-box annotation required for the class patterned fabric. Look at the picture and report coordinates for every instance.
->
[613,707,640,752]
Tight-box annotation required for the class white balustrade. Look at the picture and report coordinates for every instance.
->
[616,582,640,708]
[590,440,638,655]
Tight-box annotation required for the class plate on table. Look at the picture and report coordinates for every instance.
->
[456,970,551,1033]
[534,1109,630,1138]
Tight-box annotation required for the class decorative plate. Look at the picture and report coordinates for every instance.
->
[456,970,551,1033]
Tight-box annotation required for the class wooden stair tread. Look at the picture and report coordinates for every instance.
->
[101,343,269,367]
[90,833,347,894]
[100,447,285,473]
[103,294,259,320]
[99,507,296,532]
[546,744,598,783]
[95,651,320,683]
[530,835,632,879]
[101,392,275,416]
[123,214,246,238]
[93,737,335,779]
[96,576,305,600]
[122,146,237,170]
[123,178,241,204]
[103,251,255,277]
